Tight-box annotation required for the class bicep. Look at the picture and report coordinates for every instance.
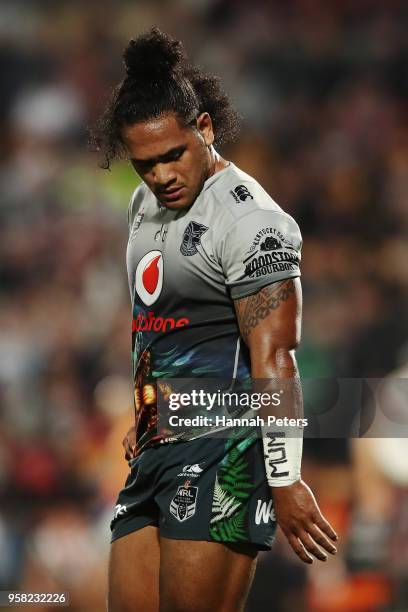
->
[234,278,302,357]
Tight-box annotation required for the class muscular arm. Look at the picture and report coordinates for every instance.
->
[235,277,301,397]
[235,278,303,426]
[235,278,300,351]
[234,278,338,564]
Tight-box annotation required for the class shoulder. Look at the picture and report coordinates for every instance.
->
[206,165,302,298]
[209,163,301,242]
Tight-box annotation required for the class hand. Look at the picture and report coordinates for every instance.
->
[271,479,338,564]
[122,425,137,461]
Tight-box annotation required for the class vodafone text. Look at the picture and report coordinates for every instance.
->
[132,312,189,333]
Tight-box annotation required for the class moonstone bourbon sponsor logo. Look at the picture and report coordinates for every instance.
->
[170,484,198,522]
[243,227,299,279]
[180,221,209,256]
[135,250,163,306]
[230,184,253,203]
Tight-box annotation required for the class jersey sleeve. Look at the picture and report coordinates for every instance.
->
[219,210,302,299]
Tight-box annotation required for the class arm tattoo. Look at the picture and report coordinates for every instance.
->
[235,279,295,341]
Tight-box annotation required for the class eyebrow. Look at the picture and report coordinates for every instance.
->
[131,145,185,166]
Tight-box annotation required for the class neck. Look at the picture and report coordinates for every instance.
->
[207,145,229,179]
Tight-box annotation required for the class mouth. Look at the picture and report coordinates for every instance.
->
[159,186,185,202]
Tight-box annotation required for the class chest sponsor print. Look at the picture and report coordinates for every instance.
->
[135,250,163,306]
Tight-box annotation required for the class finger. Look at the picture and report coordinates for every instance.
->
[287,533,313,564]
[313,511,338,541]
[308,524,337,555]
[126,444,137,459]
[128,434,137,454]
[122,438,132,460]
[124,444,132,461]
[298,531,327,562]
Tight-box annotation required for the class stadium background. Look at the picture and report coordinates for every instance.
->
[0,0,407,610]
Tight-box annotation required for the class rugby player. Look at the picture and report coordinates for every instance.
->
[91,28,338,612]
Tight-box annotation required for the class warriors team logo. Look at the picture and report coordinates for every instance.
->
[135,250,163,306]
[180,221,209,256]
[170,484,198,522]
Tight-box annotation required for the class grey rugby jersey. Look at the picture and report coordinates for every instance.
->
[126,161,302,454]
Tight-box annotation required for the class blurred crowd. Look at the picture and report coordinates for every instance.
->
[0,1,407,610]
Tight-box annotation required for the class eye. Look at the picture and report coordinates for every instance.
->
[172,149,183,160]
[164,148,185,163]
[131,159,151,174]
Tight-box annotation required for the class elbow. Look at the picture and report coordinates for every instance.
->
[271,345,299,370]
[250,343,300,378]
[264,332,301,363]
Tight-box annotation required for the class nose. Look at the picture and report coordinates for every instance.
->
[153,163,177,190]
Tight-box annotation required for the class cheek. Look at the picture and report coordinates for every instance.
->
[187,150,208,184]
[140,174,155,190]
[180,156,197,183]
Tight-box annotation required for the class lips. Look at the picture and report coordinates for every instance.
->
[160,186,185,201]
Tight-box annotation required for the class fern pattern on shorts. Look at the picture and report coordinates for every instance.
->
[209,431,257,542]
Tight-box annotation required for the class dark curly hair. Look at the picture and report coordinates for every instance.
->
[89,27,241,169]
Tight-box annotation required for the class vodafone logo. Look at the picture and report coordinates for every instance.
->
[132,312,189,333]
[135,250,163,306]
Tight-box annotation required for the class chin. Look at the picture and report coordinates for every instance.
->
[162,198,192,210]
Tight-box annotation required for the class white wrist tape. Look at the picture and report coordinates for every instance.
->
[262,428,303,487]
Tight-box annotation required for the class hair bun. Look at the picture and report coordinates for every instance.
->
[123,27,185,78]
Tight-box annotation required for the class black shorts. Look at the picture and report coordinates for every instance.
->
[110,430,277,551]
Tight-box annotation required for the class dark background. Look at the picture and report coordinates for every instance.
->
[0,1,407,610]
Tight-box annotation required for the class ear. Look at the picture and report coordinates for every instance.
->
[196,112,214,146]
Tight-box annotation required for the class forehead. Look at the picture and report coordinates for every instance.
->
[121,113,191,160]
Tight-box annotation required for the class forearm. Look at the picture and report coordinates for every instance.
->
[251,347,303,421]
[234,279,338,563]
[234,279,304,485]
[251,348,304,487]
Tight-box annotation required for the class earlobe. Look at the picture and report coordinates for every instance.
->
[204,131,214,146]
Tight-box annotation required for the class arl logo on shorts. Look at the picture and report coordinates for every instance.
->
[230,184,253,203]
[170,484,198,522]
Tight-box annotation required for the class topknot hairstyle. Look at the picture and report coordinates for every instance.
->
[123,28,184,79]
[89,27,240,169]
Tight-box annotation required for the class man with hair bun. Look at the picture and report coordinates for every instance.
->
[91,27,338,612]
